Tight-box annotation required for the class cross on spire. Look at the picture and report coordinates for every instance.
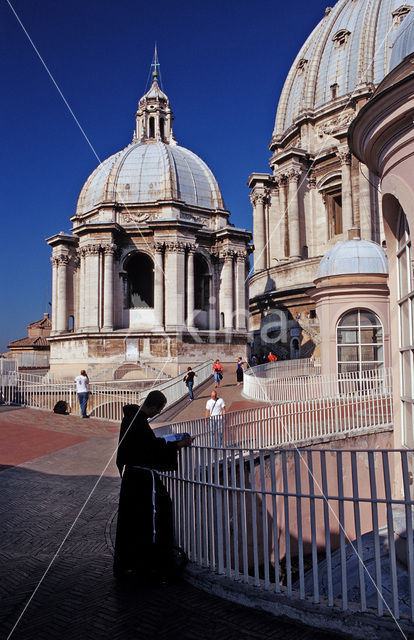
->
[151,43,160,78]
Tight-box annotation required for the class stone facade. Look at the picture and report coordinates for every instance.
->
[47,68,251,379]
[349,23,414,474]
[248,0,410,360]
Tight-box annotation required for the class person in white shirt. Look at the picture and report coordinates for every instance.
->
[205,390,226,446]
[74,369,90,418]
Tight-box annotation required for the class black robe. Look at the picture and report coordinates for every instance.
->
[113,404,179,580]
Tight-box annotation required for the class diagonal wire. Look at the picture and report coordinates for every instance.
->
[5,0,176,291]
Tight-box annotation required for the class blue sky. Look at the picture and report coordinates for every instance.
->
[0,0,329,352]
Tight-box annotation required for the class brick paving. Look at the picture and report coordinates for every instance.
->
[0,405,347,640]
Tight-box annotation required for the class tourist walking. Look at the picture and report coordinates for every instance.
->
[212,359,223,388]
[74,369,89,418]
[183,366,197,400]
[205,390,226,446]
[114,391,192,584]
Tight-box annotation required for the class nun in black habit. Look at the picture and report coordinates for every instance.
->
[113,390,192,583]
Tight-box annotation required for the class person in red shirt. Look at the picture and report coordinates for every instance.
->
[212,359,223,388]
[268,352,278,362]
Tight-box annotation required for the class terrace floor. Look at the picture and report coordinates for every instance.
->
[0,394,348,638]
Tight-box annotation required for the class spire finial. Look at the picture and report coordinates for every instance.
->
[151,43,160,79]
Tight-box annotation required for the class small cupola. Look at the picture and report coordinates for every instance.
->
[134,47,176,145]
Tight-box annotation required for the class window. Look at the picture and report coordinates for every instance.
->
[149,117,155,138]
[397,208,414,446]
[325,189,343,237]
[330,83,338,100]
[332,29,351,48]
[337,309,384,374]
[125,253,154,308]
[160,118,165,140]
[392,5,412,27]
[194,254,210,311]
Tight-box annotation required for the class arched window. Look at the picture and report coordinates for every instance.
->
[194,254,210,311]
[397,207,414,446]
[337,309,384,374]
[160,117,165,140]
[149,117,155,139]
[125,253,154,308]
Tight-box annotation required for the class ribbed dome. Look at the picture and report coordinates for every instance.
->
[274,0,409,138]
[317,239,389,279]
[390,7,414,70]
[76,141,225,215]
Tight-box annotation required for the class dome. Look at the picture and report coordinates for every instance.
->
[390,7,414,71]
[76,142,224,214]
[317,239,389,279]
[273,0,409,138]
[76,66,226,216]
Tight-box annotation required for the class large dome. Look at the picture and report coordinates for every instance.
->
[317,239,389,279]
[76,141,225,215]
[390,6,414,70]
[273,0,412,139]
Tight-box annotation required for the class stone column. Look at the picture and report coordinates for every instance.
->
[235,253,246,330]
[186,246,196,329]
[287,168,302,259]
[337,147,353,235]
[85,244,100,331]
[221,251,234,330]
[56,255,69,332]
[359,161,372,241]
[153,243,164,330]
[78,249,86,330]
[51,256,59,333]
[164,241,186,330]
[102,245,115,331]
[251,192,267,272]
[278,175,288,257]
[268,180,280,261]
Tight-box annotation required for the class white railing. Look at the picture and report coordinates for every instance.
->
[0,359,213,422]
[164,389,393,449]
[244,367,392,404]
[249,357,321,379]
[0,359,17,374]
[163,446,414,629]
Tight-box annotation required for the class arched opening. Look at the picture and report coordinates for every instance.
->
[194,254,210,329]
[160,117,165,140]
[149,117,155,139]
[125,253,154,308]
[68,315,74,331]
[320,175,342,238]
[336,309,384,375]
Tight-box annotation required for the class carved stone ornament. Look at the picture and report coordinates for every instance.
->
[308,173,317,189]
[180,212,206,225]
[122,212,151,224]
[336,148,352,166]
[317,111,355,137]
[287,168,302,183]
[54,254,70,266]
[164,241,186,253]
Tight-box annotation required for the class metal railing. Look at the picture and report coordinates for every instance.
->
[0,359,213,421]
[164,387,393,449]
[244,367,392,404]
[163,446,414,627]
[249,357,321,379]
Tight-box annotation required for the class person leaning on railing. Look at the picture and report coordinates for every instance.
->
[74,369,89,418]
[113,390,192,585]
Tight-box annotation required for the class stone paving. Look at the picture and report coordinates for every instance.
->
[0,402,348,640]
